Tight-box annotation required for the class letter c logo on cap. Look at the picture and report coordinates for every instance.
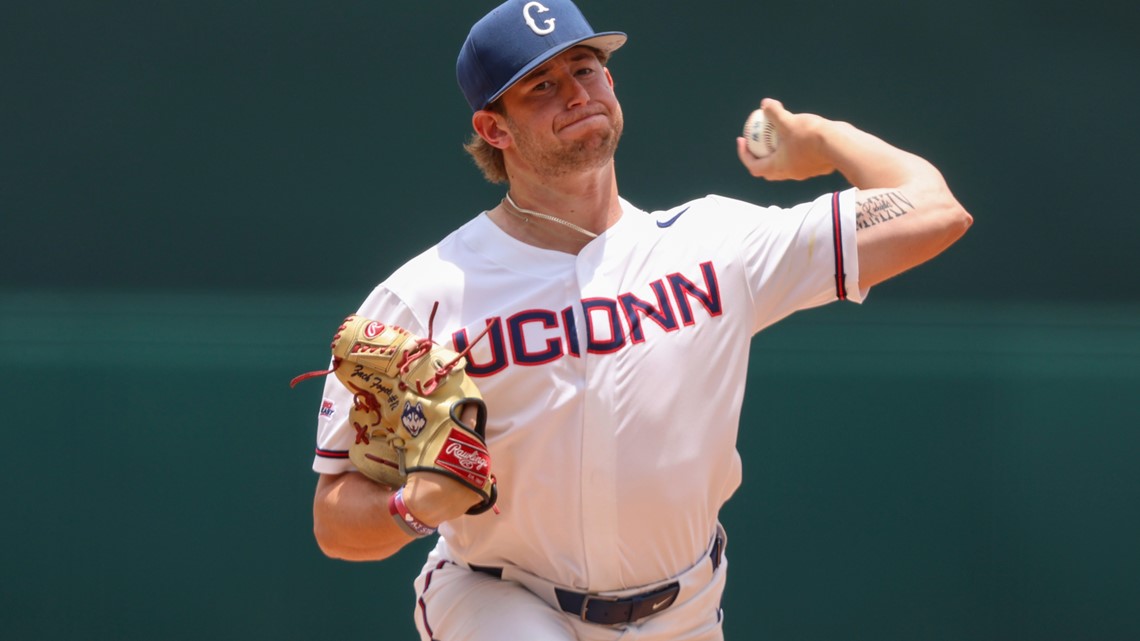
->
[523,2,556,35]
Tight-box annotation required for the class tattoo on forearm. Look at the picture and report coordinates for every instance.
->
[855,191,914,230]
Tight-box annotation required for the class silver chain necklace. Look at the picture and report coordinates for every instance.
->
[502,194,599,239]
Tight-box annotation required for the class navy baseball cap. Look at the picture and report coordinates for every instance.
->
[457,0,627,112]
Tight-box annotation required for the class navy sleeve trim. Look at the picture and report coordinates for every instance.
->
[315,448,349,459]
[831,191,848,301]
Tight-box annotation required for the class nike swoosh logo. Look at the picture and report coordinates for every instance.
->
[651,598,672,610]
[656,206,690,228]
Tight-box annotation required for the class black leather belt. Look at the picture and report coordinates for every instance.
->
[469,531,724,626]
[556,581,680,625]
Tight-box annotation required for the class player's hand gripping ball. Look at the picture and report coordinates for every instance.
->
[743,108,780,158]
[292,311,498,515]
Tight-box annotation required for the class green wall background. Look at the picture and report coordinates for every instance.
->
[2,2,1138,640]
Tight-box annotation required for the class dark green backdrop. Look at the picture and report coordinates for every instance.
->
[2,2,1138,640]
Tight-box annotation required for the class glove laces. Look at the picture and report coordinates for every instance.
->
[289,301,493,392]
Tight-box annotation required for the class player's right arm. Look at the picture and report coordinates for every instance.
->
[736,98,972,290]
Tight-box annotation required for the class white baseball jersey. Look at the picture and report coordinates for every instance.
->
[313,189,865,593]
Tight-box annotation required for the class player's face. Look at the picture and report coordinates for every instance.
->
[498,47,623,178]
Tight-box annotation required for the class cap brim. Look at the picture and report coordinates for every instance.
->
[481,32,627,109]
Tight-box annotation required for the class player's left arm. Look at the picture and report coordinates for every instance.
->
[738,98,973,289]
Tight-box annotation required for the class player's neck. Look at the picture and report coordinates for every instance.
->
[489,169,621,254]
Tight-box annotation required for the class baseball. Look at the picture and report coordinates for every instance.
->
[743,108,779,158]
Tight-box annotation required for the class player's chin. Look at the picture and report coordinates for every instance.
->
[568,135,620,165]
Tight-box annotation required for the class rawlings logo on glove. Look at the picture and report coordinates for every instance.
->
[292,304,498,515]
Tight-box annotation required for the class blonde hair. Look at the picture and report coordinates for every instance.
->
[463,48,610,185]
[463,100,509,184]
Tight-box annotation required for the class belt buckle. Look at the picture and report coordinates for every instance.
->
[578,592,621,623]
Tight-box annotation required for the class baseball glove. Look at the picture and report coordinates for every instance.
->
[293,309,497,515]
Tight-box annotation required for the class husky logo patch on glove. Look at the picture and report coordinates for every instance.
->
[292,307,498,515]
[402,401,427,437]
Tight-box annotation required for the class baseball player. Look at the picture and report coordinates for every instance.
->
[309,1,972,639]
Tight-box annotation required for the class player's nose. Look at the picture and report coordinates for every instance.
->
[562,77,590,109]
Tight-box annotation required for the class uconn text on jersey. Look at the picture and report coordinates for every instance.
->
[452,261,722,375]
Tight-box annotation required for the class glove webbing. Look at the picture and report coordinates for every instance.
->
[289,302,494,391]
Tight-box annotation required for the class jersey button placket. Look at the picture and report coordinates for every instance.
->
[575,252,624,589]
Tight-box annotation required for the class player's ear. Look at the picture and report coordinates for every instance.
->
[472,110,512,150]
